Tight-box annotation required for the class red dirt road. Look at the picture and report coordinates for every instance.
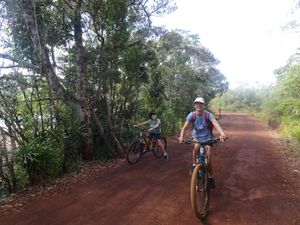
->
[1,112,299,225]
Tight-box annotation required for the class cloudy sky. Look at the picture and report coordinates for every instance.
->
[152,0,300,88]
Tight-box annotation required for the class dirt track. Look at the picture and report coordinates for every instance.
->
[0,112,299,225]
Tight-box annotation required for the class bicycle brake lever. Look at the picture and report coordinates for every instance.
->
[183,140,192,144]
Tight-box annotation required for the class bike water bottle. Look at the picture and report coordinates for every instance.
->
[200,146,204,155]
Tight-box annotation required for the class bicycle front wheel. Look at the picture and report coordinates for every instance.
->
[126,141,143,165]
[152,137,167,158]
[190,163,209,219]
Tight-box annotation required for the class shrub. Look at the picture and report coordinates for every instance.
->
[16,136,62,184]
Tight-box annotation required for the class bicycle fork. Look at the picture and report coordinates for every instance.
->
[197,146,208,190]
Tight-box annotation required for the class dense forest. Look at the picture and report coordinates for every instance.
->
[0,0,228,195]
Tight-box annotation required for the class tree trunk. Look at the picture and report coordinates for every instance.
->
[21,0,78,110]
[73,0,93,160]
[92,111,117,158]
[8,127,17,192]
[0,128,13,193]
[21,0,94,160]
[104,95,125,158]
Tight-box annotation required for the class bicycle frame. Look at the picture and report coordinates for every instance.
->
[197,145,207,180]
[127,127,166,164]
[184,137,228,220]
[135,128,153,151]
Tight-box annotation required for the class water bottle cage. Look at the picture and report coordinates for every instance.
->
[197,155,205,164]
[198,164,206,178]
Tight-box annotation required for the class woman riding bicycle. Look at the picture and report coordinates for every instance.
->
[134,111,169,160]
[178,97,226,188]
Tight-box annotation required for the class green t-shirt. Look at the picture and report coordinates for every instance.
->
[147,118,161,134]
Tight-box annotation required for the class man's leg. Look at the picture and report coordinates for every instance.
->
[148,133,154,150]
[192,143,200,164]
[157,139,166,153]
[157,138,168,159]
[206,145,213,177]
[190,143,200,174]
[206,145,215,188]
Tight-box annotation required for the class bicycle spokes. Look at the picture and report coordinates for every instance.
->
[191,164,209,220]
[126,133,167,164]
[152,143,163,158]
[126,141,143,164]
[133,144,141,153]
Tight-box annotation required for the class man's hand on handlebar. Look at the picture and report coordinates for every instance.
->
[178,136,184,144]
[219,133,226,142]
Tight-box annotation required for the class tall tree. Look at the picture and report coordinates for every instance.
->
[1,0,176,160]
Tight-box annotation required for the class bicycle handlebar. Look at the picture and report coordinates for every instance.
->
[133,126,148,133]
[183,137,228,145]
[133,126,145,131]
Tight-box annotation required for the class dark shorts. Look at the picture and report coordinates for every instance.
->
[192,137,214,147]
[148,132,161,140]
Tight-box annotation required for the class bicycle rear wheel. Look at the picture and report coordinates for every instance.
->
[126,141,143,164]
[152,137,167,158]
[190,163,209,219]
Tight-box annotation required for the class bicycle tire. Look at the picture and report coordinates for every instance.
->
[152,137,167,158]
[190,163,209,219]
[126,141,143,164]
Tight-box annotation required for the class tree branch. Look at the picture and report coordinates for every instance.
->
[0,53,39,70]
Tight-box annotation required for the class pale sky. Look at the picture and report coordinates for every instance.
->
[152,0,300,88]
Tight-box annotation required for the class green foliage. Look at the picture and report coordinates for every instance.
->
[281,116,300,142]
[265,65,300,142]
[155,30,228,119]
[146,68,165,110]
[159,107,179,136]
[0,0,229,193]
[55,108,88,172]
[0,164,12,197]
[13,165,29,191]
[278,65,300,98]
[210,85,266,113]
[16,135,63,184]
[211,64,300,145]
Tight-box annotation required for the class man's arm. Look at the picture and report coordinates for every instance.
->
[179,120,191,143]
[134,120,148,127]
[211,118,226,142]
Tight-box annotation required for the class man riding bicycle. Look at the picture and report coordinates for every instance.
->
[178,97,226,188]
[134,111,169,160]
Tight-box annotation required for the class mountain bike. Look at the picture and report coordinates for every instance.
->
[126,127,167,165]
[184,137,228,220]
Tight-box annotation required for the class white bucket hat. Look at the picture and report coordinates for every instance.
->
[194,97,205,104]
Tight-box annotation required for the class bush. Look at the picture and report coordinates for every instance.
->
[281,116,300,143]
[16,136,63,184]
